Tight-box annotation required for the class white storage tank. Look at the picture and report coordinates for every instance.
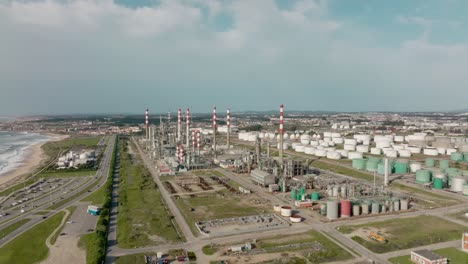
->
[331,132,341,138]
[273,205,281,212]
[344,144,356,151]
[337,149,349,158]
[437,148,446,155]
[386,150,398,158]
[407,146,421,154]
[398,150,411,158]
[348,152,363,159]
[300,134,311,141]
[300,139,310,145]
[393,145,404,151]
[356,145,369,153]
[423,148,439,156]
[324,132,332,138]
[326,201,339,220]
[304,147,315,155]
[410,162,422,173]
[451,177,466,192]
[344,139,357,145]
[370,148,382,155]
[446,148,457,155]
[324,137,331,143]
[327,151,341,160]
[315,149,327,157]
[332,137,344,144]
[376,141,391,148]
[310,141,319,146]
[394,135,404,142]
[290,215,302,223]
[295,144,305,153]
[280,206,292,217]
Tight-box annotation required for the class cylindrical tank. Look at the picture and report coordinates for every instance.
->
[425,158,435,167]
[463,184,468,196]
[386,150,398,158]
[377,162,392,175]
[439,160,450,170]
[400,199,409,210]
[348,152,363,159]
[366,159,379,172]
[280,206,292,217]
[273,205,281,212]
[394,135,404,142]
[352,159,367,170]
[344,139,357,145]
[433,178,444,189]
[398,149,411,158]
[341,185,347,198]
[415,170,432,183]
[291,189,297,200]
[371,202,379,214]
[311,192,320,201]
[315,149,327,157]
[327,187,333,197]
[352,204,360,217]
[450,152,464,162]
[337,149,348,158]
[326,201,339,220]
[327,151,341,160]
[361,203,370,215]
[437,148,446,155]
[407,146,421,154]
[393,160,409,174]
[309,140,319,146]
[451,177,466,192]
[370,147,382,155]
[304,147,316,155]
[344,144,356,151]
[332,186,339,197]
[340,200,351,218]
[356,145,369,153]
[320,204,327,215]
[332,137,344,144]
[381,205,387,213]
[393,199,400,212]
[410,162,422,173]
[290,215,302,223]
[295,144,305,152]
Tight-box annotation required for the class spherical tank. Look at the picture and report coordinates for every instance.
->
[340,200,351,217]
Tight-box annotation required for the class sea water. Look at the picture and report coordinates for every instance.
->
[0,131,50,176]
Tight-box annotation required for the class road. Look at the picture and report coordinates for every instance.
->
[0,135,116,247]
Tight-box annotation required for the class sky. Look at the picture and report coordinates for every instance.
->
[1,0,468,115]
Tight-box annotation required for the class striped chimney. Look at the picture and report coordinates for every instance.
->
[186,108,190,148]
[279,104,284,162]
[145,108,149,140]
[197,130,200,155]
[192,130,195,153]
[226,109,231,150]
[177,108,181,141]
[213,106,217,157]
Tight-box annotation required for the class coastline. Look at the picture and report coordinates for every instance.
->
[0,133,69,191]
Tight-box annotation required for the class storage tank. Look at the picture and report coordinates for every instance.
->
[407,146,421,154]
[394,135,404,142]
[344,139,357,145]
[304,147,316,155]
[393,160,409,174]
[311,192,320,201]
[400,199,409,210]
[300,139,310,145]
[450,152,464,162]
[371,202,379,214]
[348,152,363,160]
[326,200,339,220]
[377,162,393,175]
[332,137,344,144]
[376,141,391,149]
[423,148,439,156]
[273,205,281,212]
[352,159,367,170]
[327,151,341,160]
[324,132,332,138]
[361,202,370,215]
[344,144,356,151]
[290,215,302,223]
[332,186,339,197]
[331,132,341,138]
[393,199,400,212]
[337,149,348,158]
[356,145,369,153]
[425,158,435,167]
[315,149,327,157]
[340,200,351,218]
[309,141,319,146]
[366,158,380,172]
[295,144,305,153]
[398,149,411,158]
[451,177,466,192]
[410,162,422,173]
[437,148,446,155]
[320,204,327,215]
[446,148,457,155]
[352,204,360,217]
[370,147,382,155]
[280,206,292,217]
[433,178,444,189]
[415,170,432,183]
[439,160,450,170]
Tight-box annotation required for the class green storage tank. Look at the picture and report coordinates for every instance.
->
[311,192,320,201]
[296,193,302,201]
[299,187,305,195]
[377,163,393,175]
[352,159,367,170]
[445,168,460,177]
[291,189,296,200]
[439,160,450,170]
[366,160,379,172]
[394,162,409,174]
[433,178,444,189]
[451,152,464,162]
[464,153,468,162]
[425,158,435,167]
[415,170,432,183]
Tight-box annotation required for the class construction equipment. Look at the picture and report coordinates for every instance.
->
[368,231,386,243]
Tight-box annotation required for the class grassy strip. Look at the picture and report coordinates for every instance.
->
[338,215,466,253]
[392,182,457,201]
[310,160,374,181]
[34,211,51,215]
[389,247,468,264]
[79,136,116,264]
[50,206,77,245]
[0,219,31,240]
[117,138,184,248]
[115,253,154,264]
[0,211,65,264]
[202,245,217,255]
[80,180,107,206]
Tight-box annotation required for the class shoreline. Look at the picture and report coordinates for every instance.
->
[0,132,69,191]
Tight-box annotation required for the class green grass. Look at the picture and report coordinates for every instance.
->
[256,230,353,263]
[50,206,77,245]
[309,160,374,181]
[391,183,458,208]
[174,190,269,236]
[0,219,31,240]
[117,139,184,248]
[81,180,107,206]
[0,211,65,264]
[338,215,466,253]
[34,211,51,215]
[447,210,468,223]
[202,244,218,255]
[389,247,468,264]
[115,253,153,264]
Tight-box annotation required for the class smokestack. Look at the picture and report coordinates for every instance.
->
[384,158,389,187]
[177,108,181,142]
[226,109,231,151]
[145,108,149,141]
[197,130,201,156]
[192,130,195,154]
[186,108,190,148]
[213,106,217,158]
[279,104,284,163]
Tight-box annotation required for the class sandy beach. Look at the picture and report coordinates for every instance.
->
[0,133,69,191]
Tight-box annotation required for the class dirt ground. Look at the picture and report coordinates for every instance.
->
[40,235,85,264]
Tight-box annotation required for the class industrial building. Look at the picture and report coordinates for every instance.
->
[410,249,447,264]
[57,150,96,169]
[87,205,101,216]
[463,232,468,252]
[250,169,276,187]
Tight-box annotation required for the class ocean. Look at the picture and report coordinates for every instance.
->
[0,131,50,176]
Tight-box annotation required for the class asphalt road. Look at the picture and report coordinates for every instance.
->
[0,135,116,247]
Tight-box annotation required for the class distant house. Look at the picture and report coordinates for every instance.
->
[463,232,468,252]
[410,249,447,264]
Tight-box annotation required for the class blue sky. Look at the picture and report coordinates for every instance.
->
[1,0,467,115]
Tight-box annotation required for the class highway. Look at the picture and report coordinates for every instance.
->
[0,135,116,247]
